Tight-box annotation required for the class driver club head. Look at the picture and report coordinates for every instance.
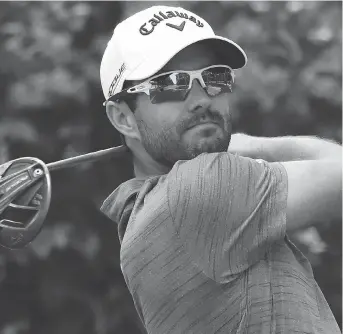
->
[0,157,51,249]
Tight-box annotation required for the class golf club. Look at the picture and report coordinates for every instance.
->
[0,144,129,249]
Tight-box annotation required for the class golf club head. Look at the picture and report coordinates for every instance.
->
[0,157,51,249]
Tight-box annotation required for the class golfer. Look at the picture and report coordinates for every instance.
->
[100,6,342,334]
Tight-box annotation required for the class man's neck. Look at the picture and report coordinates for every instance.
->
[132,154,170,179]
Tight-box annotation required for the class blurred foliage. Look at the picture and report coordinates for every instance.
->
[0,1,341,333]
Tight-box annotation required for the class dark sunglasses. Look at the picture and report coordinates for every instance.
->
[104,65,235,105]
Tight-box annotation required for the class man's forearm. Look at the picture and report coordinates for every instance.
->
[229,133,342,162]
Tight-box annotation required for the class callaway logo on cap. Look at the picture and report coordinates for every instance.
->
[138,9,205,35]
[100,5,247,100]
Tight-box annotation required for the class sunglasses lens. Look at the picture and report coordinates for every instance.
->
[149,72,190,104]
[202,67,234,96]
[147,67,234,104]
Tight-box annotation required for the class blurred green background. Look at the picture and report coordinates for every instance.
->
[0,1,341,333]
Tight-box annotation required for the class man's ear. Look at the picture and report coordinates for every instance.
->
[105,101,141,141]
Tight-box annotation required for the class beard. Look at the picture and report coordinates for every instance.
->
[136,110,232,168]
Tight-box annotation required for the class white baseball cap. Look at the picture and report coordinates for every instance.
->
[100,5,247,100]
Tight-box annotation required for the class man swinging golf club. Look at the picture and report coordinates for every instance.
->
[1,3,340,333]
[100,5,342,334]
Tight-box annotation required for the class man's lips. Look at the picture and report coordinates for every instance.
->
[187,121,219,130]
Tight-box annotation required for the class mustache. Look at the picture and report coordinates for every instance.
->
[180,109,224,131]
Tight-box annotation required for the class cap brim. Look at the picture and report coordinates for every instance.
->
[126,36,247,81]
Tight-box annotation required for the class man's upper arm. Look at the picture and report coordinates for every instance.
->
[166,152,288,283]
[281,159,342,232]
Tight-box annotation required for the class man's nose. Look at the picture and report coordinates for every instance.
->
[187,79,211,112]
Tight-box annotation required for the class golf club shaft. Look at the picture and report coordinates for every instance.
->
[46,145,129,171]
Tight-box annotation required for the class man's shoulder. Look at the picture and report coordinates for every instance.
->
[100,175,167,221]
[100,178,147,220]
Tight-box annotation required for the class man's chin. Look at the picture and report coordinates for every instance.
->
[186,137,230,158]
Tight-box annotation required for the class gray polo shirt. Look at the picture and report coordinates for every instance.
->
[101,152,340,334]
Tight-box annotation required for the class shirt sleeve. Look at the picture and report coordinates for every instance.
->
[166,152,288,283]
